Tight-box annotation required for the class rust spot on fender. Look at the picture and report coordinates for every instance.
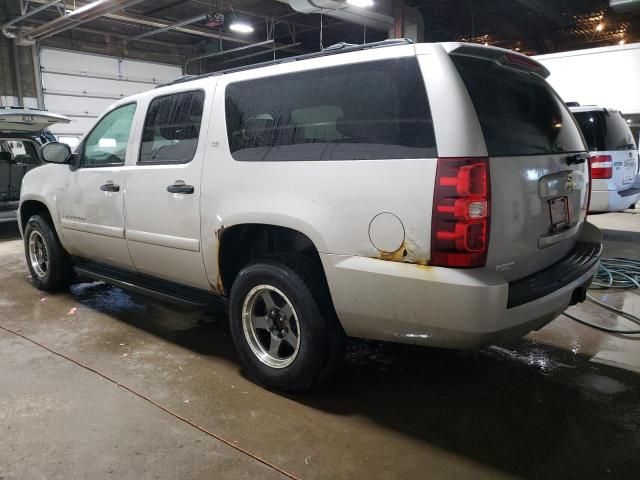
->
[208,224,226,295]
[372,240,430,267]
[212,274,225,296]
[215,224,226,241]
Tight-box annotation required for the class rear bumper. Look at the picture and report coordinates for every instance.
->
[322,222,602,349]
[589,188,640,212]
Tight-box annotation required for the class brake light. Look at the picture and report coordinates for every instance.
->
[586,154,592,217]
[590,155,612,179]
[504,52,543,70]
[431,157,490,268]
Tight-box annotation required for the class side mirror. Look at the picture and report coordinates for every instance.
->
[40,142,72,164]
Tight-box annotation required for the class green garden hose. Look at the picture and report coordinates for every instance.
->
[563,257,640,334]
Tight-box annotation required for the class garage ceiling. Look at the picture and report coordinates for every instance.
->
[3,0,640,70]
[412,0,640,55]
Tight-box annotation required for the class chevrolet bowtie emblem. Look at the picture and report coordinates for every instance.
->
[565,175,577,192]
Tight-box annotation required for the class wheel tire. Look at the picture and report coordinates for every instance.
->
[229,254,345,392]
[24,214,74,292]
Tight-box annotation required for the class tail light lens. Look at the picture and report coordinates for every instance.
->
[586,154,593,217]
[590,155,613,179]
[431,157,490,268]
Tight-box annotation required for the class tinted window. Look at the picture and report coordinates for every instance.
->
[452,55,585,156]
[139,90,204,164]
[573,110,636,152]
[225,58,436,161]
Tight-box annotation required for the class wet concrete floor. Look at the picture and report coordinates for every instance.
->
[1,219,639,479]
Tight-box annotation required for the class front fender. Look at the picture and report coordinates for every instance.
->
[19,165,67,243]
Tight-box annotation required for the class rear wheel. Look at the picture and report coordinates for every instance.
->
[229,254,345,392]
[24,214,73,291]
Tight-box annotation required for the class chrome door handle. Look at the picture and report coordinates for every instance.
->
[100,183,120,192]
[167,183,194,194]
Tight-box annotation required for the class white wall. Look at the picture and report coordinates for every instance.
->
[535,43,640,115]
[1,96,38,108]
[40,48,182,141]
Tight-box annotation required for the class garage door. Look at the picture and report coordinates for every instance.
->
[40,48,182,146]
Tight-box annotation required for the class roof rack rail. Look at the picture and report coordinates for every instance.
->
[158,38,414,88]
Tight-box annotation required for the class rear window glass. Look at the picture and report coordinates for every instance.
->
[572,110,636,152]
[452,55,585,157]
[225,58,436,161]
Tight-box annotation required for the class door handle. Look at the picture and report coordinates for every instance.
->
[100,182,120,192]
[567,153,588,165]
[167,183,194,194]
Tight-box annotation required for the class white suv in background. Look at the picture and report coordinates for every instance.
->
[0,108,70,223]
[570,106,640,212]
[19,40,602,391]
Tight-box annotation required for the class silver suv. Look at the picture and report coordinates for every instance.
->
[570,106,639,212]
[19,40,602,391]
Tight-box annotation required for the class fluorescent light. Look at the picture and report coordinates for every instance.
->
[347,0,374,7]
[230,22,254,34]
[66,0,105,17]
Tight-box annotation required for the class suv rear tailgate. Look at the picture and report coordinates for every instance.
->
[450,47,590,282]
[0,108,70,133]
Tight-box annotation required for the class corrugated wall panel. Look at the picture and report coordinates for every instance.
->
[40,48,182,141]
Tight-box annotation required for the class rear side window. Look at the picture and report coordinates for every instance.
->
[225,58,436,161]
[139,90,204,164]
[572,110,636,152]
[452,55,585,157]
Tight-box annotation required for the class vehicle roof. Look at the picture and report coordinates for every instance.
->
[569,106,617,114]
[107,39,549,112]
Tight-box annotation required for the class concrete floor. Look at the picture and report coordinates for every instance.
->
[1,217,639,480]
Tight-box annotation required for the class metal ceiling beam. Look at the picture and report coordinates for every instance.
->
[211,42,302,68]
[26,0,150,41]
[185,39,275,69]
[23,18,192,48]
[25,0,261,45]
[129,12,209,41]
[1,0,63,30]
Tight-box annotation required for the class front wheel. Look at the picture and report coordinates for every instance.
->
[229,254,344,392]
[24,214,73,291]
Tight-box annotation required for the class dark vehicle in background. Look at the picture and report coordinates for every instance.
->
[0,107,70,223]
[570,106,640,212]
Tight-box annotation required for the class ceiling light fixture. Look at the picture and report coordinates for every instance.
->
[66,0,103,17]
[229,7,254,34]
[347,0,374,7]
[595,23,604,32]
[230,22,254,33]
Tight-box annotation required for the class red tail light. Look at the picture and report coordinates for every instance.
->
[590,155,613,179]
[586,154,593,217]
[431,157,490,268]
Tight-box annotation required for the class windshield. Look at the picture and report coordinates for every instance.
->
[451,55,586,157]
[572,110,637,152]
